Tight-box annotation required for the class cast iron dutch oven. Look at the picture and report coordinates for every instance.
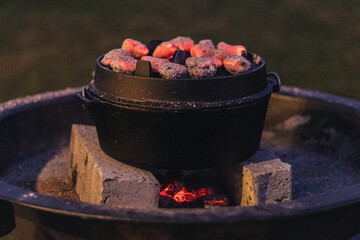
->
[76,52,281,169]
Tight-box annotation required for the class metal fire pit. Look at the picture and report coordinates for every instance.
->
[0,86,360,239]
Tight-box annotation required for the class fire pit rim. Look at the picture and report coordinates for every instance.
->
[1,180,360,223]
[1,86,360,223]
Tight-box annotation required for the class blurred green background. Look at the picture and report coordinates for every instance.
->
[0,0,359,102]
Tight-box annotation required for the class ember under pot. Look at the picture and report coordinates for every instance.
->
[76,54,281,169]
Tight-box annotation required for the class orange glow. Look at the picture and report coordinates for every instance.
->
[160,182,198,203]
[101,49,131,66]
[110,56,137,73]
[197,186,214,197]
[190,45,204,57]
[160,182,226,207]
[121,38,149,58]
[153,42,177,59]
[190,44,215,57]
[214,49,232,62]
[173,188,197,202]
[190,39,216,57]
[217,41,247,56]
[209,57,223,68]
[231,45,247,56]
[170,36,195,51]
[204,199,228,207]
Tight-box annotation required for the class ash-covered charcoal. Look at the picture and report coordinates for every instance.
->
[204,195,230,208]
[190,39,216,57]
[104,37,260,79]
[169,36,195,51]
[223,55,251,75]
[217,41,247,56]
[207,56,222,68]
[153,42,177,59]
[101,49,131,66]
[199,39,216,49]
[109,56,137,74]
[121,38,149,58]
[186,56,218,79]
[213,49,232,62]
[141,56,169,73]
[159,62,189,79]
[186,56,222,68]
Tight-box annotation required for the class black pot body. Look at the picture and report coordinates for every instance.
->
[76,54,279,169]
[80,86,272,169]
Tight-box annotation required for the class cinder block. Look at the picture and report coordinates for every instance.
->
[70,124,160,208]
[221,147,292,206]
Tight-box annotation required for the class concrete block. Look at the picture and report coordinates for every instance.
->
[70,124,160,208]
[221,147,291,206]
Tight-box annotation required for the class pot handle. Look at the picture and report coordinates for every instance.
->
[75,88,99,109]
[267,72,281,92]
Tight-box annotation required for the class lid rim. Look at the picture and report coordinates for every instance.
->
[94,52,268,103]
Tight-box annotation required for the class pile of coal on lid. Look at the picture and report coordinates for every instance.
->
[100,37,262,79]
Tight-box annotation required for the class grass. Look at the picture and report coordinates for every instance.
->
[0,0,359,102]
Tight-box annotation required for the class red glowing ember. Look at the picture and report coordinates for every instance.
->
[206,56,222,68]
[217,41,247,56]
[160,181,228,208]
[121,38,149,58]
[213,49,232,62]
[153,42,177,59]
[190,39,216,57]
[204,197,229,208]
[170,36,195,51]
[103,37,258,78]
[101,49,131,66]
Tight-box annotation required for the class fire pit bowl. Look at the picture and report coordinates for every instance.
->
[76,54,281,169]
[0,86,360,239]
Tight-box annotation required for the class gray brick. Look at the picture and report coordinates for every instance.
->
[221,147,292,206]
[70,124,160,208]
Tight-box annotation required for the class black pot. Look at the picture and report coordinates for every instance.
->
[76,54,281,169]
